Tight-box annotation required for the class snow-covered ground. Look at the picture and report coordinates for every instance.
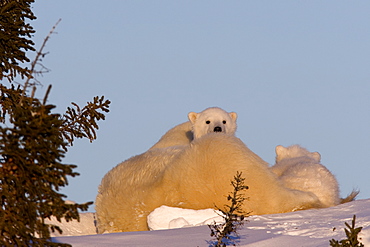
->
[51,199,370,247]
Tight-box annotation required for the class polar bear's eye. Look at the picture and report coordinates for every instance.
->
[223,120,226,124]
[206,121,210,124]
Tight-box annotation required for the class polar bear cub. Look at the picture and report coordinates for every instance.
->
[270,145,340,207]
[188,107,237,139]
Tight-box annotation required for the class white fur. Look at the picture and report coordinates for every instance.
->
[271,145,340,207]
[188,107,237,139]
[96,127,324,233]
[149,122,193,150]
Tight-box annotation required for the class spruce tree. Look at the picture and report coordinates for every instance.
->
[0,0,36,81]
[0,0,111,246]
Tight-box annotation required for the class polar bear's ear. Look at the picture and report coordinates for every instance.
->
[188,112,198,124]
[229,112,238,121]
[275,145,285,156]
[312,152,321,162]
[275,145,286,162]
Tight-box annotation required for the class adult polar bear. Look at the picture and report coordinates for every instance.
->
[95,107,323,233]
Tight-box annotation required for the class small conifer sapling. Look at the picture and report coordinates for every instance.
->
[329,215,364,247]
[208,171,249,247]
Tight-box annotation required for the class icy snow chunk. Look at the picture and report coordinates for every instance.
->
[147,205,224,230]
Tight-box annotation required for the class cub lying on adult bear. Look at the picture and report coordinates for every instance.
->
[95,120,323,233]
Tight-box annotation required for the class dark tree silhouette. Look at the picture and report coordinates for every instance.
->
[0,1,111,246]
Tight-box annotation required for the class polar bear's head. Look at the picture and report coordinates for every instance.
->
[275,145,321,163]
[188,107,238,140]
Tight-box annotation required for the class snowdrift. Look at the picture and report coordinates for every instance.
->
[50,199,370,246]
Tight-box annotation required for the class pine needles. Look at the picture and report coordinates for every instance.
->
[0,1,111,245]
[330,215,364,247]
[61,96,110,146]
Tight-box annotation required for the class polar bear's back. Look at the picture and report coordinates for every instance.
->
[163,133,320,215]
[280,161,340,207]
[149,122,193,150]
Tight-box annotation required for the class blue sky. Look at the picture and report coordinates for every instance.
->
[29,1,370,210]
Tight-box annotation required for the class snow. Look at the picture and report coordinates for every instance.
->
[45,213,97,237]
[50,199,370,246]
[147,205,225,230]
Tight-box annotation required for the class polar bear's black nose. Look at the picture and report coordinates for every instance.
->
[214,126,222,132]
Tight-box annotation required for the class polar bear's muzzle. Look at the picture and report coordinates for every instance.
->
[214,126,222,132]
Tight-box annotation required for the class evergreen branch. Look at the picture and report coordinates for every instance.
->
[20,18,61,103]
[0,0,36,81]
[330,215,364,247]
[0,91,93,246]
[60,96,111,146]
